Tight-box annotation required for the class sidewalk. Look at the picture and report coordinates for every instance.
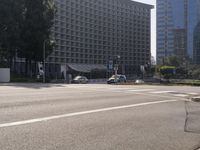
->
[89,79,107,84]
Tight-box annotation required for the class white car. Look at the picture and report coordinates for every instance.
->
[135,80,145,84]
[72,76,88,84]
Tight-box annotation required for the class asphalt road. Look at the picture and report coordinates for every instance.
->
[0,83,200,150]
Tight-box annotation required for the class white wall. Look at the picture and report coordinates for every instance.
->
[0,68,10,82]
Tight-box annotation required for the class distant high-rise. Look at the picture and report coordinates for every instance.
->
[157,0,200,64]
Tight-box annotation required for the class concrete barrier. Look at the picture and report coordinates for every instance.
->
[0,68,10,83]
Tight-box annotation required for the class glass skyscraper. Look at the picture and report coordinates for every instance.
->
[157,0,200,64]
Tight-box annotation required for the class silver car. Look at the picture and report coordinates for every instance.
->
[107,75,127,84]
[72,76,89,84]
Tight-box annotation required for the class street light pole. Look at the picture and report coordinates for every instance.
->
[114,55,120,76]
[43,40,46,83]
[43,39,56,83]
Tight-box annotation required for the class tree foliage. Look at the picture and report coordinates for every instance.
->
[0,0,24,65]
[162,56,181,67]
[18,0,56,62]
[188,65,200,79]
[0,0,56,69]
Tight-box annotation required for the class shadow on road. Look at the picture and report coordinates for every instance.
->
[0,83,66,89]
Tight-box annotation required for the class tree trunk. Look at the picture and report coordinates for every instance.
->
[29,59,32,78]
[34,61,37,76]
[13,55,16,74]
[9,56,13,74]
[25,58,28,77]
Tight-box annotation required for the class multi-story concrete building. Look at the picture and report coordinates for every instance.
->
[157,0,200,64]
[45,0,153,77]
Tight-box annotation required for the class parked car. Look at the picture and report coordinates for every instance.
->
[107,75,127,84]
[135,79,145,84]
[72,76,89,84]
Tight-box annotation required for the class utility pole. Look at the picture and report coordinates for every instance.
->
[114,55,120,76]
[43,40,56,83]
[43,40,46,83]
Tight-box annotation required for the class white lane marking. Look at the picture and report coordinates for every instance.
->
[188,92,198,95]
[150,91,175,94]
[108,88,137,90]
[128,89,154,92]
[173,94,188,97]
[86,87,188,100]
[0,100,178,128]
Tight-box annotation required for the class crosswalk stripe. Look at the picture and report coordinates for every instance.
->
[188,92,198,95]
[173,94,188,97]
[150,91,174,94]
[108,88,137,90]
[128,89,154,92]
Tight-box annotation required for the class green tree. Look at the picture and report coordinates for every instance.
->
[188,65,200,79]
[18,0,56,75]
[159,56,192,79]
[162,56,180,67]
[0,0,24,68]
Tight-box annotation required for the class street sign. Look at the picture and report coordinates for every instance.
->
[140,65,145,73]
[107,60,113,71]
[38,62,44,76]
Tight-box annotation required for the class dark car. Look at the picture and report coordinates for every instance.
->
[72,76,89,84]
[107,75,126,84]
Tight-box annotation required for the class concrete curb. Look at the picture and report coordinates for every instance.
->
[89,79,107,83]
[191,96,200,102]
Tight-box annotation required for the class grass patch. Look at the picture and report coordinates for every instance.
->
[173,80,200,86]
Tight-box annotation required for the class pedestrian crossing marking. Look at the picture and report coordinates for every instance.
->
[173,94,188,97]
[128,89,154,92]
[108,88,135,90]
[188,93,198,95]
[150,91,175,94]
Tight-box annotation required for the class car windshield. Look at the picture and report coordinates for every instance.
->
[111,75,120,79]
[74,76,82,80]
[82,77,87,80]
[120,75,126,79]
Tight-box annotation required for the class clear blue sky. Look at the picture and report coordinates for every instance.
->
[132,0,156,58]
